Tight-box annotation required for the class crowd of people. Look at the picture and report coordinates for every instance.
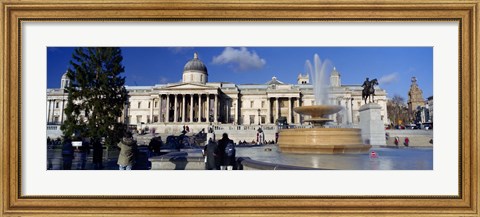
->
[60,137,90,170]
[393,136,410,147]
[56,128,275,170]
[204,133,236,170]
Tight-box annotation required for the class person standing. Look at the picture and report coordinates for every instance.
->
[92,138,103,170]
[62,137,74,170]
[204,138,218,170]
[117,131,138,170]
[404,137,410,147]
[224,141,236,170]
[78,141,90,170]
[216,133,233,170]
[148,136,162,157]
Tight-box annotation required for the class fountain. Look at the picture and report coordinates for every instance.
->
[278,54,371,154]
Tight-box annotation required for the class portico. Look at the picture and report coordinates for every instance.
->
[158,85,220,124]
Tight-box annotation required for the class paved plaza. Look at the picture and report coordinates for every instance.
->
[47,129,433,170]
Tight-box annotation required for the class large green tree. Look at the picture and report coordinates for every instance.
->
[61,47,128,150]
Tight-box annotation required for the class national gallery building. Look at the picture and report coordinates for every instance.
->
[47,53,388,138]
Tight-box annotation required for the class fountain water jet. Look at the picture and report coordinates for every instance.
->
[278,54,371,154]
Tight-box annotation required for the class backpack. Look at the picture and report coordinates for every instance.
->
[225,142,235,157]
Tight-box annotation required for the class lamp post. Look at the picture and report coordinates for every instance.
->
[257,109,261,125]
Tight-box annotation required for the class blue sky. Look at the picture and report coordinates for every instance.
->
[47,47,433,100]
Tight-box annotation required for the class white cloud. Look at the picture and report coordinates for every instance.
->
[379,72,399,84]
[159,76,169,84]
[212,47,266,71]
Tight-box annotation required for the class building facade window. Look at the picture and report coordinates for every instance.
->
[136,115,142,123]
[55,101,59,108]
[148,102,151,109]
[261,101,265,108]
[138,102,141,108]
[249,115,255,125]
[147,115,150,123]
[153,115,158,122]
[154,101,158,108]
[250,101,254,108]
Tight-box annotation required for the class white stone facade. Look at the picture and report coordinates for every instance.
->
[47,53,389,136]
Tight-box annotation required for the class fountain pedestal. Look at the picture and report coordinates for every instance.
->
[359,103,387,146]
[278,105,371,154]
[278,128,371,154]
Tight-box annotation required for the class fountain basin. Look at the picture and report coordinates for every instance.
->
[278,128,371,154]
[293,105,343,117]
[294,105,343,126]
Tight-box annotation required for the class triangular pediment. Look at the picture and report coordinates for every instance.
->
[163,83,213,90]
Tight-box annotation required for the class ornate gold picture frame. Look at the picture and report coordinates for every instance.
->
[1,0,478,216]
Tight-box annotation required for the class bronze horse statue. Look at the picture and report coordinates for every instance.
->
[362,78,378,104]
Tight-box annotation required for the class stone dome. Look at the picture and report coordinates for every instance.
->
[183,52,207,74]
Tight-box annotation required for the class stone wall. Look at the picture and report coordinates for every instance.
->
[385,129,433,147]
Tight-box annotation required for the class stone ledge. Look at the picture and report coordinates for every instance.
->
[237,157,329,170]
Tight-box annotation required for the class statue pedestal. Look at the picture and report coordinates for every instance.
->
[359,103,386,146]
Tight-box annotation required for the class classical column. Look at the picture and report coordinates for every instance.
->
[206,94,210,122]
[50,100,55,123]
[190,94,194,123]
[158,95,163,122]
[225,99,230,123]
[214,94,218,123]
[288,97,292,124]
[166,94,170,123]
[266,98,271,124]
[198,94,202,123]
[173,94,178,123]
[297,98,301,124]
[276,97,280,121]
[60,98,65,123]
[182,94,186,123]
[234,97,238,124]
[150,99,154,123]
[47,100,51,123]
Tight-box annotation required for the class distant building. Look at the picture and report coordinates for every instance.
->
[407,77,425,121]
[427,96,433,123]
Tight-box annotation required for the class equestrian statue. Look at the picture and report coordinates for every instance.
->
[361,77,379,104]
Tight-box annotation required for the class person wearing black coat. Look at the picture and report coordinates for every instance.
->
[216,133,234,170]
[148,136,163,156]
[61,138,74,170]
